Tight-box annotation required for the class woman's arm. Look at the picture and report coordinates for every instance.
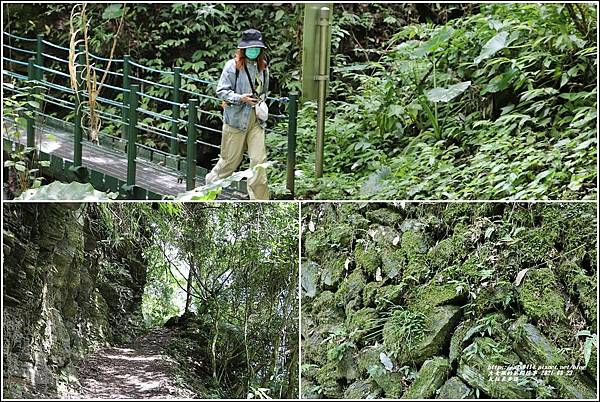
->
[216,60,242,105]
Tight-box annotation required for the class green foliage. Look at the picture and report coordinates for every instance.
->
[577,330,598,369]
[269,3,597,200]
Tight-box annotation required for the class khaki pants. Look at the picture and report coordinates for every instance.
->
[205,110,269,200]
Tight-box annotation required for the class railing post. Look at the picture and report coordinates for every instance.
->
[121,55,130,139]
[26,57,36,149]
[186,99,198,191]
[35,34,45,113]
[35,34,44,81]
[171,66,181,156]
[126,84,139,188]
[286,93,298,196]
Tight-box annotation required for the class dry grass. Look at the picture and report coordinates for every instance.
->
[68,3,126,144]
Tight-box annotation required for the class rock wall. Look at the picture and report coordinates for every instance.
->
[301,203,597,399]
[2,203,147,398]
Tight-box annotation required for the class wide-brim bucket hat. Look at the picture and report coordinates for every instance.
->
[238,28,267,49]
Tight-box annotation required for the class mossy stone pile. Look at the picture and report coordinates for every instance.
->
[301,203,597,399]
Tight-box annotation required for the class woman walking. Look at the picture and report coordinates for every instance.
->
[205,29,270,200]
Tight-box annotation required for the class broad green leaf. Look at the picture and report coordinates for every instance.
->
[102,4,123,20]
[414,27,454,57]
[475,31,509,64]
[426,81,471,103]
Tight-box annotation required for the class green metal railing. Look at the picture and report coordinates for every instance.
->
[2,31,299,197]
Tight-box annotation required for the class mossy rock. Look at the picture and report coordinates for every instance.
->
[400,230,429,257]
[450,313,509,366]
[514,227,556,263]
[518,268,565,322]
[548,373,597,399]
[406,281,466,311]
[441,204,475,226]
[346,307,378,346]
[402,357,450,399]
[508,317,588,396]
[356,344,385,377]
[457,345,532,399]
[335,347,359,381]
[300,378,320,399]
[328,223,354,249]
[312,291,345,326]
[354,243,381,277]
[437,376,472,399]
[362,281,383,307]
[314,360,343,398]
[304,230,329,259]
[380,247,403,279]
[334,269,366,309]
[555,261,597,328]
[472,281,517,315]
[399,218,426,234]
[449,320,475,366]
[427,231,469,270]
[366,208,403,227]
[385,305,462,367]
[343,379,382,399]
[368,364,405,398]
[303,325,339,366]
[374,285,404,311]
[509,316,567,366]
[319,252,346,291]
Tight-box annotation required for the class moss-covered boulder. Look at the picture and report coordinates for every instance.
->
[427,230,469,269]
[374,285,404,311]
[385,305,462,366]
[509,317,596,399]
[362,281,383,307]
[314,360,344,398]
[336,348,359,381]
[518,268,565,322]
[356,344,385,377]
[346,307,378,346]
[334,269,366,309]
[367,365,405,398]
[406,281,466,310]
[437,376,472,399]
[366,208,403,227]
[402,357,450,399]
[312,291,344,326]
[380,247,403,279]
[555,261,597,328]
[354,243,381,277]
[457,339,532,399]
[343,379,382,399]
[509,317,565,365]
[319,252,346,291]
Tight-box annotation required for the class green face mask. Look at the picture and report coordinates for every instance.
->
[245,48,261,60]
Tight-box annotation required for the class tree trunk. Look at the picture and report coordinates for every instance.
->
[184,260,194,315]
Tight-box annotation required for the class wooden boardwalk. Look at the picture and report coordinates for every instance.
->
[2,121,247,200]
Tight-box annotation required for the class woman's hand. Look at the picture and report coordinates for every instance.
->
[240,93,258,106]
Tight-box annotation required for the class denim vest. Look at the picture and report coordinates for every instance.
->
[216,59,269,133]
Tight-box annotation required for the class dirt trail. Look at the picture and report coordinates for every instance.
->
[64,328,195,399]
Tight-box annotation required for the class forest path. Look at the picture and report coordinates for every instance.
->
[64,328,195,399]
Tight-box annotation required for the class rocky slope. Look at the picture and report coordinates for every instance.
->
[2,203,148,398]
[301,202,597,399]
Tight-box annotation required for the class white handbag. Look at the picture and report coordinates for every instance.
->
[256,100,269,122]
